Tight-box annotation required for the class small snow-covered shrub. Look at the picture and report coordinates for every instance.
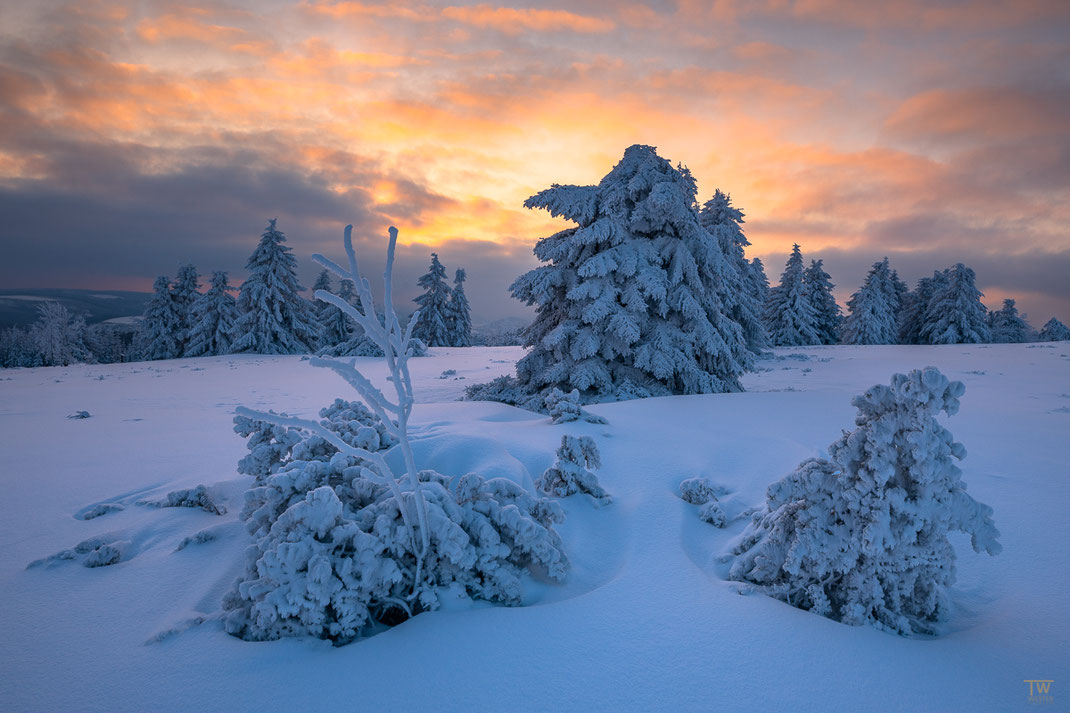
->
[729,367,1001,635]
[225,224,569,645]
[140,485,226,515]
[545,388,608,425]
[679,477,728,527]
[224,471,567,643]
[536,435,611,503]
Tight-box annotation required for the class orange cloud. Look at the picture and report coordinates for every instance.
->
[440,5,615,34]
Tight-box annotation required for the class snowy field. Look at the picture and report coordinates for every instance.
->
[1,344,1068,712]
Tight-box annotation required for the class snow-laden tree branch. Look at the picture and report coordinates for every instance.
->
[238,224,431,600]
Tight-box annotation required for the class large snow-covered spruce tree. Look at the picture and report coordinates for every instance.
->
[411,253,452,347]
[987,298,1030,343]
[171,263,200,353]
[447,268,472,347]
[919,263,990,344]
[185,271,238,357]
[135,275,182,361]
[730,367,1000,635]
[230,219,321,354]
[803,259,841,345]
[473,144,750,408]
[765,244,821,346]
[841,258,900,345]
[700,190,769,354]
[1038,317,1070,341]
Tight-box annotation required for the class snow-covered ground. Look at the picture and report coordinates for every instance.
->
[1,344,1068,712]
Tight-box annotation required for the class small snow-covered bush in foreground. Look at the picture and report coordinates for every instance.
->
[545,388,607,425]
[729,367,1000,636]
[224,225,568,645]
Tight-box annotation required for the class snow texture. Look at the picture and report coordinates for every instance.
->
[730,367,1001,635]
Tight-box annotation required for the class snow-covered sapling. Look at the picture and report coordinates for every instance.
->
[536,435,611,503]
[225,225,568,644]
[544,388,607,425]
[679,477,727,527]
[729,367,1001,635]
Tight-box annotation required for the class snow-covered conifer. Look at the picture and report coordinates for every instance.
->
[544,388,607,424]
[85,323,127,364]
[171,263,200,352]
[230,219,321,354]
[765,244,821,346]
[730,367,1001,635]
[446,268,472,347]
[134,276,181,361]
[803,259,841,345]
[700,190,769,354]
[30,302,91,366]
[898,274,940,344]
[536,435,610,503]
[476,145,749,410]
[987,298,1030,343]
[841,258,899,345]
[0,326,43,368]
[185,271,237,357]
[919,264,990,344]
[1038,317,1070,342]
[411,253,453,347]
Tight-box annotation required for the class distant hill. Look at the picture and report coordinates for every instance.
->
[0,289,150,329]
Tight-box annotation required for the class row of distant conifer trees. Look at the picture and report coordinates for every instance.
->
[131,220,473,362]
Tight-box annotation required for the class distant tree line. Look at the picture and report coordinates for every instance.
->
[761,244,1068,346]
[0,219,474,368]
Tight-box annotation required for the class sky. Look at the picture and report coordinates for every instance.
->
[1,0,1068,325]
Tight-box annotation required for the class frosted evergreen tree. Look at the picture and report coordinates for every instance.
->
[314,270,352,347]
[86,323,127,363]
[747,258,770,313]
[700,190,769,354]
[135,276,181,361]
[987,298,1030,343]
[898,274,941,345]
[730,367,1000,635]
[30,302,91,366]
[1038,317,1070,341]
[411,253,452,347]
[230,219,321,354]
[0,326,43,368]
[474,144,750,410]
[536,435,610,503]
[171,263,200,352]
[803,259,841,345]
[765,244,821,346]
[185,271,238,357]
[446,268,472,347]
[920,264,991,344]
[842,258,899,345]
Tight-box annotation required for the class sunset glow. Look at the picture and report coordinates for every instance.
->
[1,0,1068,322]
